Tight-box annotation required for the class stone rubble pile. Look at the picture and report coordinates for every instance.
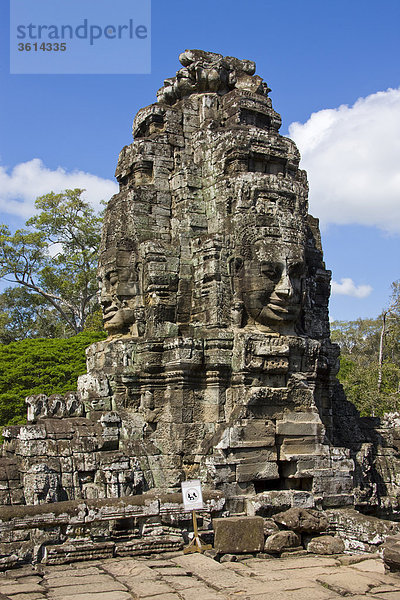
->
[213,510,345,557]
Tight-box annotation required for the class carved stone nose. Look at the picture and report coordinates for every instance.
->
[101,297,118,313]
[275,272,293,298]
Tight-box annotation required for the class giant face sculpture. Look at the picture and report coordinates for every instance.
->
[234,239,305,332]
[99,247,141,335]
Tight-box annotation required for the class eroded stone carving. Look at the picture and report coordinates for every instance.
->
[89,49,352,503]
[26,392,84,423]
[156,50,267,106]
[23,464,63,505]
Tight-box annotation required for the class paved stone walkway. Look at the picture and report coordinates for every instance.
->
[1,552,400,600]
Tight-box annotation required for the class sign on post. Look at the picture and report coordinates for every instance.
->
[181,479,204,511]
[181,479,211,554]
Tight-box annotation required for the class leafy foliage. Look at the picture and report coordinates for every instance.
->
[0,189,103,336]
[330,318,381,358]
[331,280,400,416]
[0,331,106,427]
[0,287,68,343]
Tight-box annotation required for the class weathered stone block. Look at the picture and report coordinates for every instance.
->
[17,425,47,441]
[236,461,279,483]
[306,535,345,555]
[276,421,324,436]
[230,420,275,448]
[227,447,277,464]
[263,518,279,536]
[273,508,328,533]
[313,474,354,495]
[383,535,400,572]
[327,508,400,552]
[213,516,264,553]
[279,438,326,459]
[43,540,115,565]
[264,530,301,554]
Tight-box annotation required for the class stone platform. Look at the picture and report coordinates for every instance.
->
[1,552,400,600]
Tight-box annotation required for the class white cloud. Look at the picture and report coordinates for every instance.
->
[288,88,400,233]
[0,158,118,219]
[331,278,372,298]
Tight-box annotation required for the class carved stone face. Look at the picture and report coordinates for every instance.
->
[235,241,305,330]
[99,248,140,334]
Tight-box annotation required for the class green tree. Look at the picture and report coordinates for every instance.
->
[385,280,400,363]
[0,331,106,427]
[0,286,67,343]
[0,189,103,337]
[330,317,381,358]
[331,282,400,416]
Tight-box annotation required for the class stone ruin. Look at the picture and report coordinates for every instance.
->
[2,50,400,566]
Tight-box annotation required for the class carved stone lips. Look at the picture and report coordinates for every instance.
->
[102,306,118,320]
[268,303,297,314]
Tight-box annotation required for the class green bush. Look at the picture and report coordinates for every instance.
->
[0,331,106,427]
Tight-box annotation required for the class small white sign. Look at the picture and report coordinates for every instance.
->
[181,479,204,511]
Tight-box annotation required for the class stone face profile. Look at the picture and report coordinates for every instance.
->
[2,51,400,522]
[100,245,141,334]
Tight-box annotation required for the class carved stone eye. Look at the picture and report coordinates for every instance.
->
[261,264,281,281]
[288,262,305,278]
[107,272,119,286]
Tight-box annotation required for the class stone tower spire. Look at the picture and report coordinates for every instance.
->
[91,49,352,503]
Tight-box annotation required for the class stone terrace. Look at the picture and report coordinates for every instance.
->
[1,552,400,600]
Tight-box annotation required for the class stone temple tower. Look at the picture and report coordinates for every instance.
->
[5,52,400,546]
[79,49,354,507]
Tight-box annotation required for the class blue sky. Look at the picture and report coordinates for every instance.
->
[1,0,399,321]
